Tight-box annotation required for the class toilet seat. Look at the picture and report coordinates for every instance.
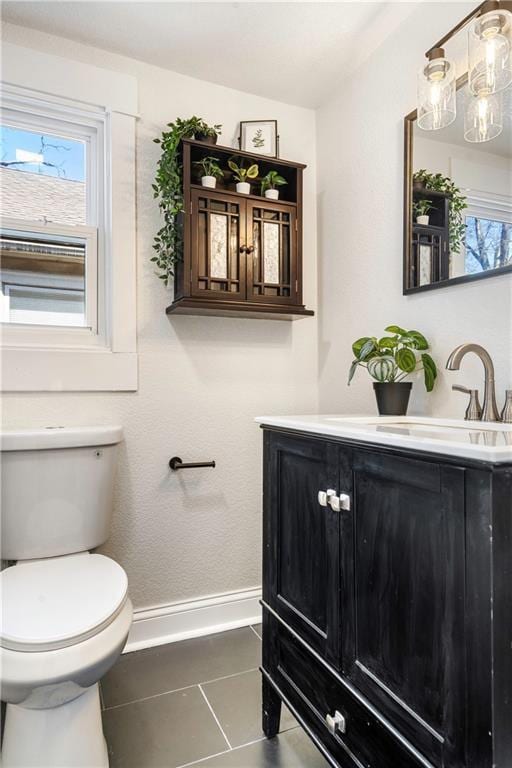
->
[0,553,128,652]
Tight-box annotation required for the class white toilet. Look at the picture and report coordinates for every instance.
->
[0,426,133,768]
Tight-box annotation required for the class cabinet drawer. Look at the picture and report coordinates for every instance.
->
[266,614,434,768]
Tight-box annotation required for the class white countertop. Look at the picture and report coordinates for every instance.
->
[255,415,512,464]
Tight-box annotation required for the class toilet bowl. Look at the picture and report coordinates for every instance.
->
[0,556,133,767]
[0,427,131,767]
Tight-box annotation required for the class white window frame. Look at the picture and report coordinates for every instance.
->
[1,43,137,391]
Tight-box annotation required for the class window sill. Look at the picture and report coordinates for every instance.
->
[2,347,138,391]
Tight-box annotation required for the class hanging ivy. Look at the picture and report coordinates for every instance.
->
[413,169,468,255]
[151,117,221,285]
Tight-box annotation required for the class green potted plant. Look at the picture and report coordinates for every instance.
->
[260,170,287,200]
[152,116,221,284]
[228,159,259,194]
[193,156,224,189]
[348,325,437,416]
[194,119,222,145]
[413,198,434,225]
[413,170,467,254]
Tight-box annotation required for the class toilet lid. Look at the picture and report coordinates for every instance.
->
[0,554,128,652]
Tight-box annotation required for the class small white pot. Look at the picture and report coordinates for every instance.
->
[201,176,216,189]
[236,182,251,194]
[416,214,430,225]
[265,189,279,200]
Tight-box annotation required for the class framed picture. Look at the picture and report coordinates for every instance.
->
[239,120,279,157]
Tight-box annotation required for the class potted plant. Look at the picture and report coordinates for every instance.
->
[152,116,221,284]
[194,119,222,145]
[228,159,259,194]
[348,325,437,416]
[260,170,287,200]
[413,198,434,225]
[193,156,224,189]
[413,170,468,254]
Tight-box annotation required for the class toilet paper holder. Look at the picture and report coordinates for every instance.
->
[169,456,216,471]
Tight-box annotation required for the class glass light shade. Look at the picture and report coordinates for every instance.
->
[468,8,512,95]
[464,89,503,142]
[417,56,456,130]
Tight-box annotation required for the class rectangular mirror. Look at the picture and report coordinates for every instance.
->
[404,80,512,293]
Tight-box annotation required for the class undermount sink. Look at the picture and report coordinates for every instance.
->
[254,415,512,462]
[324,415,512,443]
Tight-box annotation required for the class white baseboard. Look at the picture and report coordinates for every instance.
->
[124,586,262,653]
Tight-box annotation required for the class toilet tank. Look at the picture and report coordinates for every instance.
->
[1,426,123,561]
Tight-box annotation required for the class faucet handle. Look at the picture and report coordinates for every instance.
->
[501,390,512,424]
[452,385,482,421]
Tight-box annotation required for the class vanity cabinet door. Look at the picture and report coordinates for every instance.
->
[344,450,466,768]
[263,431,341,666]
[189,189,247,301]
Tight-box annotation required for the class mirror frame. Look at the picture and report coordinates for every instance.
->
[403,12,512,294]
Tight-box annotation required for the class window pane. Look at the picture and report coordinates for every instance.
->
[0,124,86,225]
[465,216,512,274]
[0,229,86,327]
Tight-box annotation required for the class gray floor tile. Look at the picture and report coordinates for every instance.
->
[103,686,227,768]
[251,625,262,640]
[102,628,261,708]
[181,728,330,767]
[202,669,297,748]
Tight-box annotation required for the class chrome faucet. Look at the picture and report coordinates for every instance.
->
[446,343,500,422]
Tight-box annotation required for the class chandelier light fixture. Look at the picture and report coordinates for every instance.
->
[417,0,512,143]
[468,1,512,95]
[417,48,457,130]
[464,87,504,141]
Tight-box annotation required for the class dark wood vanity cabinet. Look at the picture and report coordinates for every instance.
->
[166,139,313,320]
[261,428,512,768]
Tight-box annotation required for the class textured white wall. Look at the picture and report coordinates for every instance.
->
[1,23,318,610]
[317,2,512,417]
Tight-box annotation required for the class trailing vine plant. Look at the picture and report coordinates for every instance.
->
[413,169,468,255]
[151,117,222,284]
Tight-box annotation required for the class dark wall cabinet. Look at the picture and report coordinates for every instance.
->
[166,139,313,320]
[261,428,512,768]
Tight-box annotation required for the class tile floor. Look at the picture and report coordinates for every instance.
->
[101,625,330,767]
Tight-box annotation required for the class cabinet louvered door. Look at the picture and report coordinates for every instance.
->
[190,189,246,301]
[246,200,298,305]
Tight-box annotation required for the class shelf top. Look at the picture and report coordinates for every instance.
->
[182,138,307,170]
[413,187,451,199]
[190,183,298,207]
[413,223,446,231]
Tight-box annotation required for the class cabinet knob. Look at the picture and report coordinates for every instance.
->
[246,245,255,254]
[325,710,346,736]
[328,493,351,512]
[318,489,336,507]
[240,245,247,253]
